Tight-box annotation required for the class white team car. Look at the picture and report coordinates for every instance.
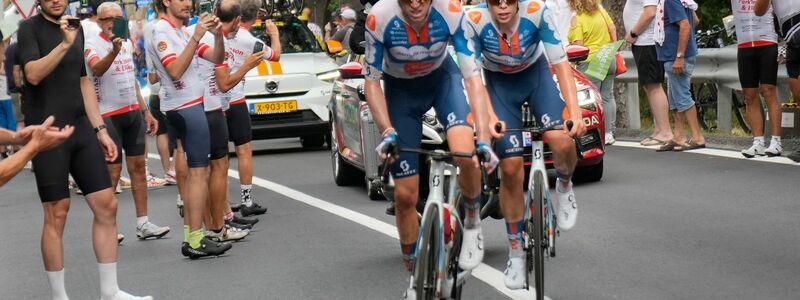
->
[243,16,340,148]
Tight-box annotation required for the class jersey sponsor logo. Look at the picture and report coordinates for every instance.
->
[367,15,377,32]
[448,0,462,13]
[158,41,168,52]
[468,11,482,24]
[402,61,436,75]
[527,1,541,14]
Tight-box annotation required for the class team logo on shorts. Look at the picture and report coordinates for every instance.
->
[157,41,168,52]
[509,135,520,148]
[541,114,551,127]
[447,112,457,124]
[400,160,410,172]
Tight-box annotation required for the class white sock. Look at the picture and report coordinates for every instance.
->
[241,185,253,206]
[136,216,148,229]
[47,269,69,300]
[98,263,119,300]
[754,136,765,145]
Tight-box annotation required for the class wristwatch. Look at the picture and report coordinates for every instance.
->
[629,31,638,38]
[94,124,107,133]
[676,52,684,59]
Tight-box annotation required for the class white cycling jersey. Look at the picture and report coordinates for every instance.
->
[464,1,567,74]
[731,0,778,48]
[84,33,140,117]
[143,21,162,97]
[193,28,226,111]
[151,18,205,112]
[225,27,277,107]
[772,0,800,45]
[364,0,480,81]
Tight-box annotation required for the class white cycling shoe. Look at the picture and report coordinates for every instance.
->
[101,290,153,300]
[458,227,484,270]
[403,276,417,300]
[557,180,578,231]
[504,256,526,290]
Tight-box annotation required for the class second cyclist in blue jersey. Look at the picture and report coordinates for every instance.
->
[463,0,586,289]
[364,0,501,295]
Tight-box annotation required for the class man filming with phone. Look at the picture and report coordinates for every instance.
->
[85,1,172,242]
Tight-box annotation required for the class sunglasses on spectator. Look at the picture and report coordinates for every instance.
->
[98,16,124,22]
[487,0,518,6]
[399,0,429,6]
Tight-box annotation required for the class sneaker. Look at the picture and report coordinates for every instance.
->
[164,171,177,185]
[240,202,267,217]
[788,150,800,162]
[230,202,242,212]
[741,141,765,158]
[458,227,484,270]
[147,174,168,188]
[119,176,132,189]
[503,257,526,290]
[136,221,171,240]
[557,180,578,231]
[386,201,396,216]
[232,215,259,226]
[177,195,184,218]
[605,132,616,145]
[117,234,125,245]
[115,183,122,194]
[765,141,782,157]
[207,226,249,242]
[107,290,153,300]
[182,237,232,259]
[225,219,252,231]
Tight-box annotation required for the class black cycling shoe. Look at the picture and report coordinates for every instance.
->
[181,242,190,257]
[183,237,232,259]
[231,202,242,212]
[240,203,267,217]
[385,201,395,216]
[225,219,252,231]
[232,215,259,225]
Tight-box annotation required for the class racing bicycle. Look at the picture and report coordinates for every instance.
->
[381,148,478,299]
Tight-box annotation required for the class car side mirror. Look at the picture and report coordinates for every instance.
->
[338,61,364,80]
[327,40,343,55]
[566,45,590,63]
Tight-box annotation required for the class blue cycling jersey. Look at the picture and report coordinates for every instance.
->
[364,0,481,81]
[464,0,567,73]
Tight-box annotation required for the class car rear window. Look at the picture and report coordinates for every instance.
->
[254,18,322,54]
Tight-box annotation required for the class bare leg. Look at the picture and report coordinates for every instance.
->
[208,158,229,230]
[185,166,210,232]
[84,188,119,263]
[682,106,706,144]
[760,85,780,137]
[743,88,764,137]
[156,134,172,175]
[126,156,148,218]
[235,143,253,186]
[499,158,524,225]
[644,83,674,141]
[672,110,686,144]
[41,199,71,271]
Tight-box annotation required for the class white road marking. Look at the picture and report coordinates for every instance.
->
[147,153,545,299]
[613,141,800,166]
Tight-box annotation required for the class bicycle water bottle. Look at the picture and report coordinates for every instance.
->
[442,204,459,250]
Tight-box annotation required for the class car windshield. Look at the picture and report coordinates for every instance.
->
[252,17,322,54]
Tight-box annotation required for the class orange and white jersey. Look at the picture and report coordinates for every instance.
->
[225,27,277,107]
[151,18,205,112]
[84,33,140,117]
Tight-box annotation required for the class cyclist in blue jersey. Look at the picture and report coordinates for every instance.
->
[364,0,501,284]
[464,0,586,289]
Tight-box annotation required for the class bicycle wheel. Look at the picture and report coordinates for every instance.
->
[414,206,441,300]
[532,171,546,300]
[693,83,718,131]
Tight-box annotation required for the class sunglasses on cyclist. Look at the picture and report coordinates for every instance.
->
[399,0,430,6]
[486,0,518,6]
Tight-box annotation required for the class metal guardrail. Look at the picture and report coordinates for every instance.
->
[617,46,791,132]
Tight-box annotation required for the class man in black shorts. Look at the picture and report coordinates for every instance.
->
[85,1,171,240]
[756,0,800,161]
[17,0,152,298]
[624,0,674,146]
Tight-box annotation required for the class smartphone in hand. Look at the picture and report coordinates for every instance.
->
[253,41,264,53]
[199,1,213,15]
[112,18,129,40]
[67,18,80,29]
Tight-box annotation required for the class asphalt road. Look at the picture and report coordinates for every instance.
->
[1,138,798,299]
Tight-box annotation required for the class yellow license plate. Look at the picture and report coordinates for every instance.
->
[251,100,297,114]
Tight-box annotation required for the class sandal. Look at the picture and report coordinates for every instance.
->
[674,140,706,151]
[642,138,667,146]
[656,140,685,152]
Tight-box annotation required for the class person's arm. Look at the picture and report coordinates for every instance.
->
[568,17,585,46]
[162,18,210,81]
[693,12,700,26]
[134,80,157,136]
[363,20,392,135]
[215,53,262,92]
[627,5,656,43]
[80,76,117,162]
[673,19,691,74]
[754,0,771,16]
[199,17,225,64]
[0,141,38,186]
[603,9,617,41]
[264,20,282,61]
[0,116,74,187]
[12,65,21,87]
[86,37,123,77]
[22,17,79,86]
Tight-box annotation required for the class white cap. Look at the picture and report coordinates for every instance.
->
[341,9,356,20]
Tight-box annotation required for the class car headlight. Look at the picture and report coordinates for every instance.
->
[317,70,340,83]
[577,89,596,111]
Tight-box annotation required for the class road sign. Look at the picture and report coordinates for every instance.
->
[11,0,37,19]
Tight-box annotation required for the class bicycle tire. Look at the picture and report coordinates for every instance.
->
[693,83,718,131]
[731,91,763,134]
[414,206,440,300]
[533,171,546,300]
